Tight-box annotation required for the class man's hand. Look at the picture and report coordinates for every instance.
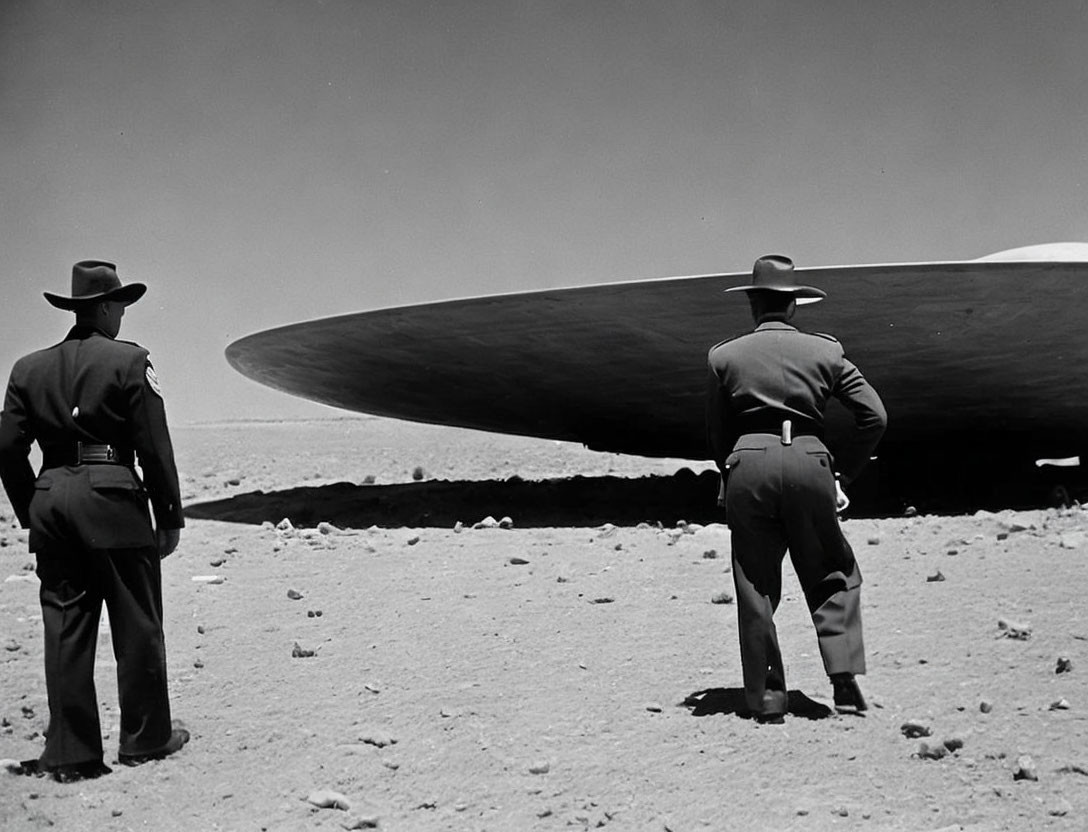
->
[835,478,850,514]
[157,527,181,559]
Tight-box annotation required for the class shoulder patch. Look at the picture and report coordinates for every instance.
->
[145,360,163,398]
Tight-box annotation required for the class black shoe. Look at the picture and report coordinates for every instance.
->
[52,761,112,783]
[754,711,786,725]
[831,673,868,713]
[118,727,190,766]
[17,759,111,782]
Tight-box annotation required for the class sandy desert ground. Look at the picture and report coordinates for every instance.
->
[2,416,1087,832]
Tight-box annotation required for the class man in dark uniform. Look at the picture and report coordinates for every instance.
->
[0,261,188,781]
[706,255,886,723]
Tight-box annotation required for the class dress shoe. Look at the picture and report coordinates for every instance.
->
[831,673,868,713]
[118,727,190,766]
[16,759,111,782]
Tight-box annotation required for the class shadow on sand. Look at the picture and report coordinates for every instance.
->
[682,687,835,721]
[185,469,726,529]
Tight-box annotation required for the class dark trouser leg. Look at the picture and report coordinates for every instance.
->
[101,547,174,757]
[36,549,105,768]
[725,444,789,715]
[782,447,866,677]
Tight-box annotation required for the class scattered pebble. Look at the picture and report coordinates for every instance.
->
[276,518,295,532]
[3,640,21,652]
[359,730,397,748]
[191,575,225,585]
[292,642,316,658]
[411,466,425,480]
[980,699,994,714]
[209,557,227,567]
[406,536,420,546]
[710,591,734,605]
[341,814,380,829]
[197,625,205,635]
[590,597,615,604]
[997,618,1032,640]
[867,536,880,545]
[528,761,550,774]
[1049,698,1071,711]
[926,570,945,582]
[1056,657,1073,674]
[287,589,304,600]
[453,521,464,533]
[645,703,663,713]
[317,522,342,535]
[917,741,948,760]
[943,734,966,752]
[499,516,514,529]
[473,516,499,529]
[1013,755,1038,781]
[306,789,351,810]
[900,720,932,739]
[193,660,204,669]
[307,610,323,618]
[1048,797,1073,817]
[702,549,718,559]
[508,556,529,565]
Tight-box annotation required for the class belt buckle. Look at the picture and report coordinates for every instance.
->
[781,419,793,446]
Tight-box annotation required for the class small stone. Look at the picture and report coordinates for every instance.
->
[411,466,425,480]
[406,536,420,546]
[833,806,849,817]
[292,642,316,658]
[3,640,21,652]
[276,518,295,532]
[191,575,225,585]
[1048,797,1073,817]
[1013,754,1038,781]
[997,618,1032,640]
[867,536,880,545]
[453,521,464,533]
[702,549,718,559]
[1056,657,1073,674]
[359,730,397,748]
[528,761,550,774]
[710,591,734,605]
[193,660,204,669]
[363,683,380,694]
[209,557,226,567]
[341,814,380,829]
[306,789,351,810]
[287,588,304,600]
[942,734,966,752]
[645,703,663,713]
[900,720,932,739]
[508,556,529,565]
[996,531,1009,540]
[917,741,948,760]
[903,506,918,517]
[317,522,342,535]
[499,516,514,529]
[926,570,945,582]
[591,597,615,604]
[197,625,205,635]
[1049,698,1071,711]
[980,699,994,714]
[473,516,499,529]
[111,809,123,818]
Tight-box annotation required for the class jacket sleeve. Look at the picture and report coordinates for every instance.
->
[705,357,733,473]
[126,352,184,530]
[0,367,36,528]
[832,356,887,484]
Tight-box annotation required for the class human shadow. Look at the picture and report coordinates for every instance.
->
[682,687,834,721]
[184,469,725,529]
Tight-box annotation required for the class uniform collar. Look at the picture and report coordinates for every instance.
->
[65,324,115,341]
[753,320,797,333]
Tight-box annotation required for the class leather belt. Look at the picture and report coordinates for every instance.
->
[42,442,135,468]
[737,417,824,445]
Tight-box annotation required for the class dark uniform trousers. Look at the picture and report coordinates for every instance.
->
[31,466,173,767]
[724,434,864,715]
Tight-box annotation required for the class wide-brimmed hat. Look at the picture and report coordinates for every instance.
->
[724,254,826,305]
[44,260,146,310]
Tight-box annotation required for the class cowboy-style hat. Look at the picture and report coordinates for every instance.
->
[44,260,147,310]
[724,254,826,305]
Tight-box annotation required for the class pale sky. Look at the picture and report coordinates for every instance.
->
[2,0,1086,424]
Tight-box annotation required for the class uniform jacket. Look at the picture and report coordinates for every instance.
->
[706,320,887,484]
[0,325,184,551]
